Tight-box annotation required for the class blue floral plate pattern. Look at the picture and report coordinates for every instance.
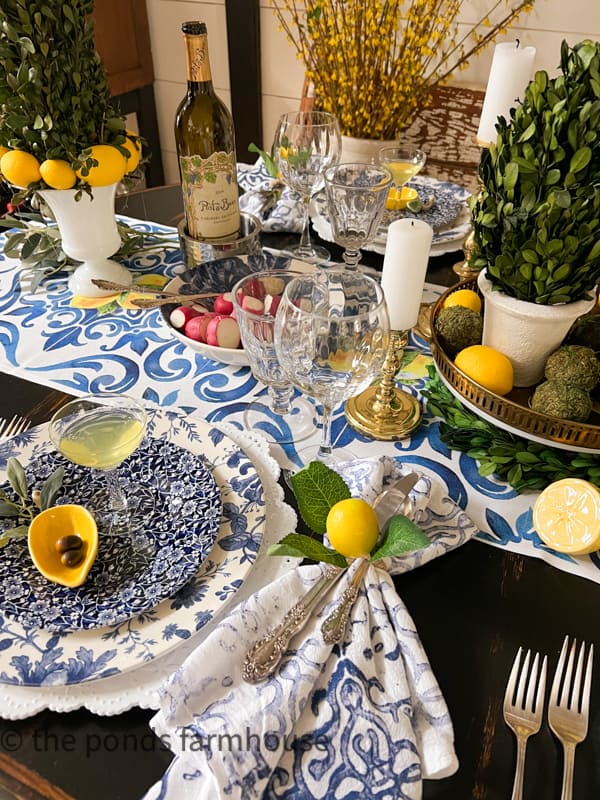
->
[312,175,471,256]
[0,438,222,632]
[0,408,266,686]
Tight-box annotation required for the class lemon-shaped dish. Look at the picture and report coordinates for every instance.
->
[532,478,600,555]
[28,504,98,588]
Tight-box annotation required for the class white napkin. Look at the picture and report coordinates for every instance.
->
[238,159,304,233]
[143,457,477,799]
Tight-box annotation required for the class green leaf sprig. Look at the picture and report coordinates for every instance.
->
[422,365,600,491]
[248,143,279,178]
[268,461,429,565]
[0,457,64,545]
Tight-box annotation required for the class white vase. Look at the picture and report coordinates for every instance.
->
[477,271,596,387]
[38,183,132,298]
[341,135,396,164]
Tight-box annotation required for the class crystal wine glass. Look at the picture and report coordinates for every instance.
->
[48,393,147,531]
[274,270,390,463]
[231,269,316,444]
[273,110,341,263]
[324,163,393,270]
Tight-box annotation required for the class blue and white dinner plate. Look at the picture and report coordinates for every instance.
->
[0,407,266,686]
[312,174,471,256]
[0,438,222,632]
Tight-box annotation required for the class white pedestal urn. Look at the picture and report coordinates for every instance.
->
[477,270,596,387]
[38,183,132,298]
[341,135,396,164]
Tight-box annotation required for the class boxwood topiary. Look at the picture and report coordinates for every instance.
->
[470,40,600,305]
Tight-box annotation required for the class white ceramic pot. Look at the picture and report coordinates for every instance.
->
[341,135,396,164]
[477,271,596,387]
[38,183,132,298]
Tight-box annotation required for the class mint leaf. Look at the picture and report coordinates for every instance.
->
[289,462,351,534]
[268,533,347,567]
[370,514,429,561]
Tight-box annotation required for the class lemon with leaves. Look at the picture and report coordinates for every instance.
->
[0,150,41,187]
[326,498,379,558]
[77,144,127,187]
[40,159,77,189]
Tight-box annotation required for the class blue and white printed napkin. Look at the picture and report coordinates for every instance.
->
[143,457,477,800]
[238,158,304,233]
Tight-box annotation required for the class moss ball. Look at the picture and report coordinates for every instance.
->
[531,380,593,422]
[544,345,600,391]
[434,305,483,357]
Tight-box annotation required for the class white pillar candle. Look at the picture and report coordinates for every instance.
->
[381,218,433,331]
[476,41,536,146]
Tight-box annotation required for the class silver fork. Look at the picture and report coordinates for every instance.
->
[0,414,32,440]
[503,647,548,800]
[548,636,594,800]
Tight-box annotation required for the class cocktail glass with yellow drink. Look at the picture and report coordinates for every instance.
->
[49,393,147,531]
[378,146,426,211]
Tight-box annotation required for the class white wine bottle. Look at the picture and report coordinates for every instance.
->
[175,21,241,241]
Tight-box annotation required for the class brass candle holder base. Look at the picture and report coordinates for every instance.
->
[452,229,481,279]
[345,329,422,440]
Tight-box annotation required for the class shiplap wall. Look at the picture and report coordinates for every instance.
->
[146,0,600,185]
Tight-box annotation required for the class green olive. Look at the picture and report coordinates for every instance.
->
[56,535,83,554]
[60,548,84,568]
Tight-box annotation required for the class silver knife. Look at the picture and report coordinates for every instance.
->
[372,471,420,527]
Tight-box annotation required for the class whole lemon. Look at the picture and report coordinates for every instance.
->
[77,144,127,187]
[326,497,379,558]
[0,150,42,187]
[454,344,514,396]
[40,158,77,190]
[121,131,142,173]
[443,289,482,314]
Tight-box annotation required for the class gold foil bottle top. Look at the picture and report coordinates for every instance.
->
[181,21,211,83]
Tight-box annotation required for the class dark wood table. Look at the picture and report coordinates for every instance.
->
[0,198,598,800]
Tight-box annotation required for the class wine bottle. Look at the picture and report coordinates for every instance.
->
[175,21,241,241]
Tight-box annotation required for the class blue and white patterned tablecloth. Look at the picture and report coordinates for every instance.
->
[1,216,599,584]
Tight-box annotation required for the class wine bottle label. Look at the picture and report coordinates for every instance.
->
[180,150,241,240]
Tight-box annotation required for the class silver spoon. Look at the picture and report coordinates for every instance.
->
[242,564,345,684]
[90,279,219,308]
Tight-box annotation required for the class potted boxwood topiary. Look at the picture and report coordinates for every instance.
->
[0,0,143,296]
[469,40,600,386]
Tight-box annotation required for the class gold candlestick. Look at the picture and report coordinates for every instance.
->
[345,329,421,440]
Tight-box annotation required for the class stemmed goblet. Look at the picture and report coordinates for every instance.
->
[231,269,315,444]
[273,110,341,263]
[49,393,147,532]
[274,270,390,464]
[378,145,426,191]
[324,163,393,270]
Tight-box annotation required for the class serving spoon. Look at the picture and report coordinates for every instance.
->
[90,279,218,308]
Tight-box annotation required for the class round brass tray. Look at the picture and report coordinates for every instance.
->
[430,280,600,453]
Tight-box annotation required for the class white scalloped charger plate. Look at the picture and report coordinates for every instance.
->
[312,175,471,257]
[0,407,267,687]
